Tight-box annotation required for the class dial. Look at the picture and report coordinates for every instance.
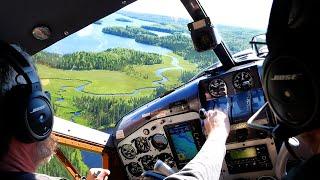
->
[132,137,150,153]
[233,71,254,90]
[151,134,168,151]
[139,155,157,170]
[127,162,143,177]
[155,153,175,167]
[120,144,136,159]
[208,79,227,98]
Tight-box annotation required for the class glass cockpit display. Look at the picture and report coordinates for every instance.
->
[164,120,205,169]
[231,91,251,123]
[169,124,198,161]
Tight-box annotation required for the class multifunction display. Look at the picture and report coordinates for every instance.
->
[164,120,205,169]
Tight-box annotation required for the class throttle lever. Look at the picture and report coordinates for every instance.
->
[199,108,208,137]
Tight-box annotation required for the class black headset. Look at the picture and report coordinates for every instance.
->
[0,42,53,143]
[262,0,320,138]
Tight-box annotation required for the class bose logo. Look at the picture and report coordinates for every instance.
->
[30,105,46,114]
[271,74,302,81]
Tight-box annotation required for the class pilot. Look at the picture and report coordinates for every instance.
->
[0,42,110,180]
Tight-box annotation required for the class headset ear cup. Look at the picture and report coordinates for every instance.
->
[6,86,54,143]
[263,54,320,133]
[24,91,53,143]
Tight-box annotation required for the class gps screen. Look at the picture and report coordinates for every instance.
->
[168,124,198,161]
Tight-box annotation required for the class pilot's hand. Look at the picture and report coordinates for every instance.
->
[204,110,230,143]
[86,168,110,180]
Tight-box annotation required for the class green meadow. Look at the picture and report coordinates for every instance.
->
[37,53,197,126]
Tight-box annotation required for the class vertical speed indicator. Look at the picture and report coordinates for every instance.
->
[208,79,227,98]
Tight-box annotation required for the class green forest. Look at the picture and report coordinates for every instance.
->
[34,48,162,71]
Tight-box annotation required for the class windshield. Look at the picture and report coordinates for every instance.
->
[35,0,272,177]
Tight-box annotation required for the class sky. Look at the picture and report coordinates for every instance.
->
[123,0,273,30]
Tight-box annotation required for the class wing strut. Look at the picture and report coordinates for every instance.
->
[55,147,82,180]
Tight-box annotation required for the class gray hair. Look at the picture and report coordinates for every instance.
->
[0,44,33,95]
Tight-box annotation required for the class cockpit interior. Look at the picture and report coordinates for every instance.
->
[1,0,319,180]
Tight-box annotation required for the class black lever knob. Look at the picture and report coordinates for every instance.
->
[199,108,207,120]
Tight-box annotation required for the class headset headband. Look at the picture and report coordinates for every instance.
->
[0,42,42,92]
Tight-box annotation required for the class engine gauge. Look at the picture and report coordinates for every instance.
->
[151,134,168,151]
[127,162,143,177]
[208,79,227,98]
[233,71,254,90]
[155,153,175,167]
[120,144,136,159]
[139,155,157,170]
[132,137,150,153]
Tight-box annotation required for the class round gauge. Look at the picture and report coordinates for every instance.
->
[132,137,150,153]
[139,155,157,170]
[151,134,168,151]
[127,162,143,177]
[155,153,175,167]
[120,144,136,159]
[233,71,254,90]
[208,79,227,98]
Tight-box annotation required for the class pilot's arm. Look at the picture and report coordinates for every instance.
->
[165,110,230,180]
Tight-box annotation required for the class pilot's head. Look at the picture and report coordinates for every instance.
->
[262,0,320,138]
[0,42,56,171]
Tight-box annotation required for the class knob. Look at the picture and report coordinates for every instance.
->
[199,108,207,120]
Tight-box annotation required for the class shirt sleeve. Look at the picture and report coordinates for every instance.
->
[165,138,226,180]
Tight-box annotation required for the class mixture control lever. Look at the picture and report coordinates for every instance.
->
[154,159,176,176]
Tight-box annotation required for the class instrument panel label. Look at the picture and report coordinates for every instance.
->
[116,130,125,140]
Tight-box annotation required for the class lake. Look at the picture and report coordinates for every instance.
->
[45,13,172,55]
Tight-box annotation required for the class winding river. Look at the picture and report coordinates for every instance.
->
[72,54,182,96]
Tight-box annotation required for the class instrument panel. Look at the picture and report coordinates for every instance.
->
[199,64,277,179]
[117,112,205,179]
[116,62,277,179]
[200,66,262,101]
[199,66,266,125]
